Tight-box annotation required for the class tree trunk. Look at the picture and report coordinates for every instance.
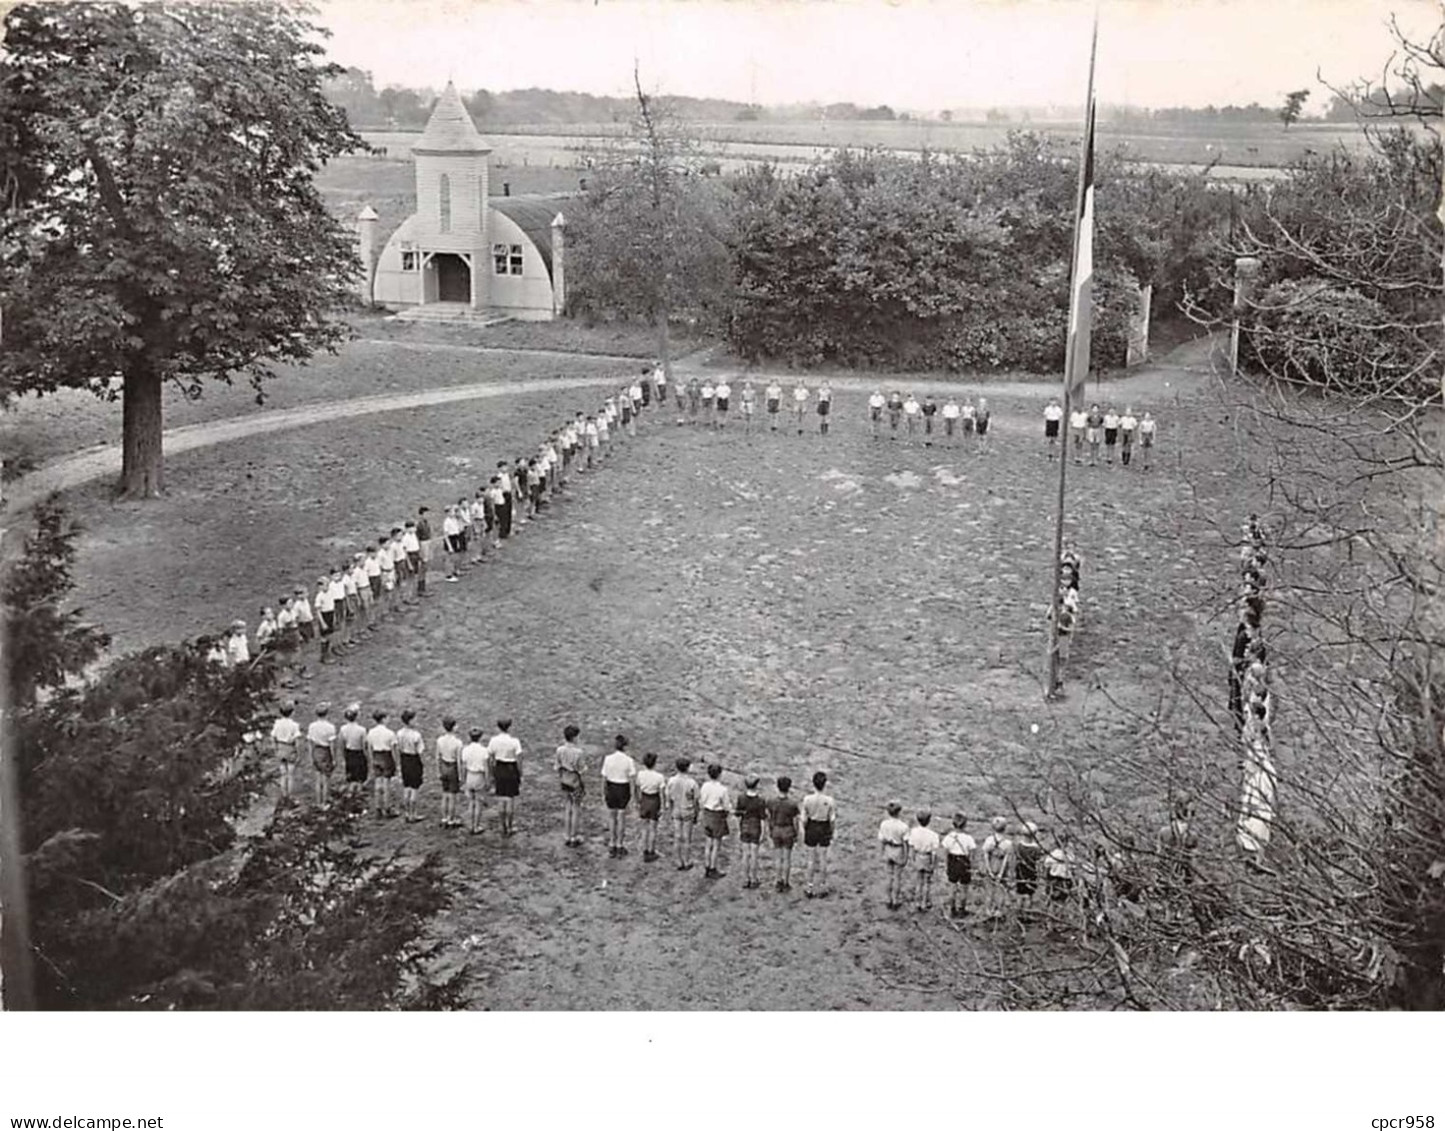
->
[654,303,673,386]
[120,363,164,499]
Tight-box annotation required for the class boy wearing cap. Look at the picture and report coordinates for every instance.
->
[461,728,490,835]
[907,810,942,912]
[736,775,769,889]
[436,717,463,829]
[665,756,699,870]
[366,709,398,819]
[878,801,910,911]
[636,752,667,862]
[555,724,586,847]
[307,703,338,807]
[941,813,978,919]
[767,776,802,892]
[270,701,302,804]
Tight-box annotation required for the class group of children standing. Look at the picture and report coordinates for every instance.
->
[1043,400,1158,467]
[200,371,671,676]
[669,376,837,436]
[866,389,994,447]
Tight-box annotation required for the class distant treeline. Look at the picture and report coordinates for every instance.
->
[325,66,1404,130]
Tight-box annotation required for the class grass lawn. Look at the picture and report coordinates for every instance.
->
[58,355,1257,1008]
[0,339,633,475]
[355,310,711,359]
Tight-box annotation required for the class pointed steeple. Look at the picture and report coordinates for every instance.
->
[414,81,491,155]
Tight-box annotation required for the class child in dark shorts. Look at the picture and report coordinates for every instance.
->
[801,771,837,898]
[941,813,978,919]
[636,752,666,862]
[699,762,731,878]
[767,776,802,892]
[736,775,768,889]
[1014,822,1044,901]
[436,717,463,829]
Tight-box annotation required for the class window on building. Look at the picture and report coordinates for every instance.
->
[438,173,451,233]
[509,245,524,276]
[493,244,509,275]
[401,251,418,272]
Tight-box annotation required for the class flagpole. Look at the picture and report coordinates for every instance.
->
[1046,8,1099,700]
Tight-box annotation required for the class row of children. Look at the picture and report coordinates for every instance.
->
[263,697,1111,919]
[866,390,993,446]
[1043,401,1159,468]
[668,376,835,435]
[1047,549,1084,675]
[200,373,669,674]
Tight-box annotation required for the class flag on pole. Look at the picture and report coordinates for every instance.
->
[1063,17,1099,399]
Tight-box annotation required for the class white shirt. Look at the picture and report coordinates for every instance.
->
[487,732,522,765]
[629,383,643,402]
[271,717,301,746]
[817,386,832,403]
[365,553,381,578]
[329,578,346,604]
[314,586,334,613]
[342,573,358,598]
[869,393,886,410]
[942,830,977,856]
[1140,417,1156,435]
[1103,412,1120,430]
[716,382,731,399]
[1044,403,1064,422]
[292,596,313,622]
[702,383,715,398]
[878,817,909,846]
[401,530,420,554]
[961,403,975,420]
[366,723,397,753]
[699,779,731,812]
[601,750,637,784]
[276,606,295,629]
[766,384,782,400]
[307,719,337,747]
[636,767,666,795]
[907,825,942,857]
[585,422,598,441]
[461,741,489,775]
[903,398,920,415]
[793,386,809,403]
[436,732,463,763]
[226,632,250,664]
[942,402,960,419]
[1120,414,1138,432]
[1070,410,1088,429]
[443,514,460,538]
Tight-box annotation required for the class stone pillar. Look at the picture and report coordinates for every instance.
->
[1231,257,1262,377]
[355,205,379,306]
[550,212,567,319]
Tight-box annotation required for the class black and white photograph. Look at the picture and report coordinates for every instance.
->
[1,0,1441,1124]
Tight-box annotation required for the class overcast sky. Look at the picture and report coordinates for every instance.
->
[316,0,1442,112]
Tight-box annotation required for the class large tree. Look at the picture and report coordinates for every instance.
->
[0,2,364,498]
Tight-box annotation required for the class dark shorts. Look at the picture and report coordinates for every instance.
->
[318,610,334,636]
[371,749,396,779]
[976,419,989,436]
[399,752,423,789]
[1048,874,1074,901]
[343,749,367,783]
[311,744,334,775]
[638,791,662,821]
[963,417,974,432]
[716,397,729,412]
[493,760,521,798]
[740,825,762,845]
[297,619,315,641]
[440,763,460,794]
[767,400,779,413]
[1142,434,1154,447]
[604,780,632,810]
[1104,428,1118,445]
[817,401,830,416]
[445,535,461,553]
[871,407,882,421]
[1045,419,1060,438]
[369,576,382,598]
[804,819,833,848]
[771,827,797,848]
[702,809,730,839]
[947,854,973,885]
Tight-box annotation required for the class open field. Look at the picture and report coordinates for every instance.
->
[362,117,1383,178]
[48,335,1265,1008]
